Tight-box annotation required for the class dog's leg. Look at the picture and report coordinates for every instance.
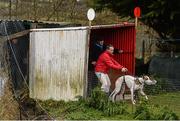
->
[109,90,115,100]
[134,90,139,101]
[111,79,123,102]
[121,84,126,100]
[130,88,136,105]
[112,86,121,102]
[140,89,148,100]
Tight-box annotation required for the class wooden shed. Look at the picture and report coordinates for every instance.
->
[29,24,136,101]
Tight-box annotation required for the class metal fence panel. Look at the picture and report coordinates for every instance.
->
[29,28,88,101]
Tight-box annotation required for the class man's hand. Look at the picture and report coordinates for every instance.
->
[121,67,128,73]
[118,50,123,53]
[91,61,96,65]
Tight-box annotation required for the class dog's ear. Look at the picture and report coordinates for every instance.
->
[142,75,145,79]
[143,75,149,80]
[141,74,145,78]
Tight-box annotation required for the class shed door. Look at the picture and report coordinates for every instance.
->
[29,29,88,101]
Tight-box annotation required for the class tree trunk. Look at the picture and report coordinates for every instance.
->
[47,0,63,21]
[9,0,12,19]
[15,0,19,19]
[33,0,37,21]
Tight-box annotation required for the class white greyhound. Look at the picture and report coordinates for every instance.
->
[109,75,157,104]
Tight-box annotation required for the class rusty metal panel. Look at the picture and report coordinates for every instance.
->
[29,27,88,101]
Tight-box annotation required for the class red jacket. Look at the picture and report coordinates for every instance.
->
[95,51,123,74]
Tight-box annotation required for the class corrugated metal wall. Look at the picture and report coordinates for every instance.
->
[90,25,135,89]
[91,26,135,74]
[29,27,88,101]
[111,27,135,74]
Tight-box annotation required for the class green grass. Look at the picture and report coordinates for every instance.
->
[46,103,134,120]
[149,91,180,117]
[39,91,180,120]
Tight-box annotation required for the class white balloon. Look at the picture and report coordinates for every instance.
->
[87,8,95,21]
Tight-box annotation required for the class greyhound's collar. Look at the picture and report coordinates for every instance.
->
[135,77,143,85]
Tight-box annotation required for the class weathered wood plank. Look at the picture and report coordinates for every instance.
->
[0,30,30,40]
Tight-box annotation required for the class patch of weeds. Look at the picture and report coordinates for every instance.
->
[134,99,151,120]
[134,99,179,120]
[86,87,128,116]
[38,87,179,120]
[65,108,103,120]
[39,87,129,119]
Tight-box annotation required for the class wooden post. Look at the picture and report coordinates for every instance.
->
[89,21,92,29]
[0,30,30,41]
[83,20,91,98]
[135,17,138,28]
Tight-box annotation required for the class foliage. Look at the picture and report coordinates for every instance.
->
[40,87,128,119]
[39,87,179,120]
[91,0,180,39]
[86,87,127,116]
[134,100,151,120]
[0,78,20,120]
[0,0,121,25]
[134,99,179,120]
[149,92,180,118]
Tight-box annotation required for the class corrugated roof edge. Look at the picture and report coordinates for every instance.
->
[30,23,135,32]
[0,19,72,25]
[92,23,135,29]
[30,26,88,32]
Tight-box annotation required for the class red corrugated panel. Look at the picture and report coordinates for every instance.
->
[90,25,135,89]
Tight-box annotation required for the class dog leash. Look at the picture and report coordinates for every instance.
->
[123,72,126,83]
[122,72,127,99]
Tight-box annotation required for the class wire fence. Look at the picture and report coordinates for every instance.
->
[149,55,180,90]
[0,21,54,120]
[138,38,180,91]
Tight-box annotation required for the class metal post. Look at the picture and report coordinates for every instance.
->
[89,21,92,28]
[83,20,92,98]
[135,17,138,28]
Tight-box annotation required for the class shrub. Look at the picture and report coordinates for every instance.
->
[134,99,179,120]
[39,87,179,120]
[86,87,127,116]
[134,100,151,120]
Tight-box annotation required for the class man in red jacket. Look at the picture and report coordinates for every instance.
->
[95,45,128,94]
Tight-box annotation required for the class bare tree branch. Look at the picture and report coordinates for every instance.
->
[46,0,63,21]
